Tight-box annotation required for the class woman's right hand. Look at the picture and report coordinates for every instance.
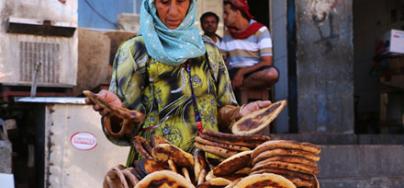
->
[85,90,123,117]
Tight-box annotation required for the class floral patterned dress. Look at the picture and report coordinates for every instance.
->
[106,36,237,163]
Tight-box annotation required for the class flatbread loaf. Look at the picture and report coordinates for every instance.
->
[134,170,195,188]
[232,100,287,136]
[233,173,296,188]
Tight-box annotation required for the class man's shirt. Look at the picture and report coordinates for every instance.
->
[219,20,273,69]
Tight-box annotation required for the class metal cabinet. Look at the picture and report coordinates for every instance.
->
[17,97,129,188]
[0,0,78,87]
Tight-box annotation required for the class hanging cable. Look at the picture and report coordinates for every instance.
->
[83,0,124,29]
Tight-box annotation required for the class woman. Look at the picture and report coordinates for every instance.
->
[87,0,271,165]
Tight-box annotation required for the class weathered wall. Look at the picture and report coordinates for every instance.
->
[72,29,111,96]
[2,0,77,24]
[295,0,354,133]
[104,31,136,65]
[0,141,12,173]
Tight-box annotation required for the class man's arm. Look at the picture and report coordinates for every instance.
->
[232,56,272,88]
[236,55,273,76]
[238,25,273,77]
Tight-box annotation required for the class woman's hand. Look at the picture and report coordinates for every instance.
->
[239,100,272,117]
[85,90,122,117]
[84,90,145,138]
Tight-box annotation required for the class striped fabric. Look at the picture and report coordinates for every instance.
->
[219,21,272,68]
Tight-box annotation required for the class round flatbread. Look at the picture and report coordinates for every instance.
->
[253,156,318,168]
[195,142,237,159]
[280,176,313,187]
[203,130,271,142]
[252,140,321,158]
[144,159,168,174]
[253,148,320,165]
[232,100,287,136]
[103,165,128,188]
[251,161,319,175]
[206,177,233,186]
[213,150,252,177]
[194,149,207,182]
[250,167,314,181]
[134,170,195,188]
[234,173,296,188]
[199,133,261,149]
[152,143,194,167]
[195,136,250,152]
[122,168,139,187]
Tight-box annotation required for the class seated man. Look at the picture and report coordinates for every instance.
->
[200,11,222,46]
[219,0,279,90]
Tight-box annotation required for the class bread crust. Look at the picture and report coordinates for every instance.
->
[232,100,287,136]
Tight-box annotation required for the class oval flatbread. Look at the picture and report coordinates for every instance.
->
[134,170,195,188]
[253,156,318,170]
[252,140,321,158]
[103,165,128,188]
[234,173,296,188]
[252,148,320,165]
[213,150,252,177]
[152,143,194,167]
[250,168,314,181]
[232,100,287,136]
[251,161,319,175]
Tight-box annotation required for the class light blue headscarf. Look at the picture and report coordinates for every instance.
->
[140,0,206,66]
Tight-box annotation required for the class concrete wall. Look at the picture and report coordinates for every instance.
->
[72,29,111,96]
[295,0,354,134]
[2,0,77,24]
[0,141,12,173]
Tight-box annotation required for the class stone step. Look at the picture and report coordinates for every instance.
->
[319,145,404,178]
[268,135,404,187]
[318,145,404,188]
[320,177,404,188]
[270,133,404,145]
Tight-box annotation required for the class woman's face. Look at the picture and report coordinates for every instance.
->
[155,0,191,29]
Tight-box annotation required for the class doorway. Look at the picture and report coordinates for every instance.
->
[354,0,404,133]
[248,0,270,27]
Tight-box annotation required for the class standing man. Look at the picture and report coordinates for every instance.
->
[219,0,279,90]
[200,12,222,46]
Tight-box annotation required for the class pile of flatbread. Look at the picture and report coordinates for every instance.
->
[104,135,200,188]
[99,98,321,188]
[103,135,320,188]
[194,100,287,160]
[194,130,270,159]
[250,140,321,187]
